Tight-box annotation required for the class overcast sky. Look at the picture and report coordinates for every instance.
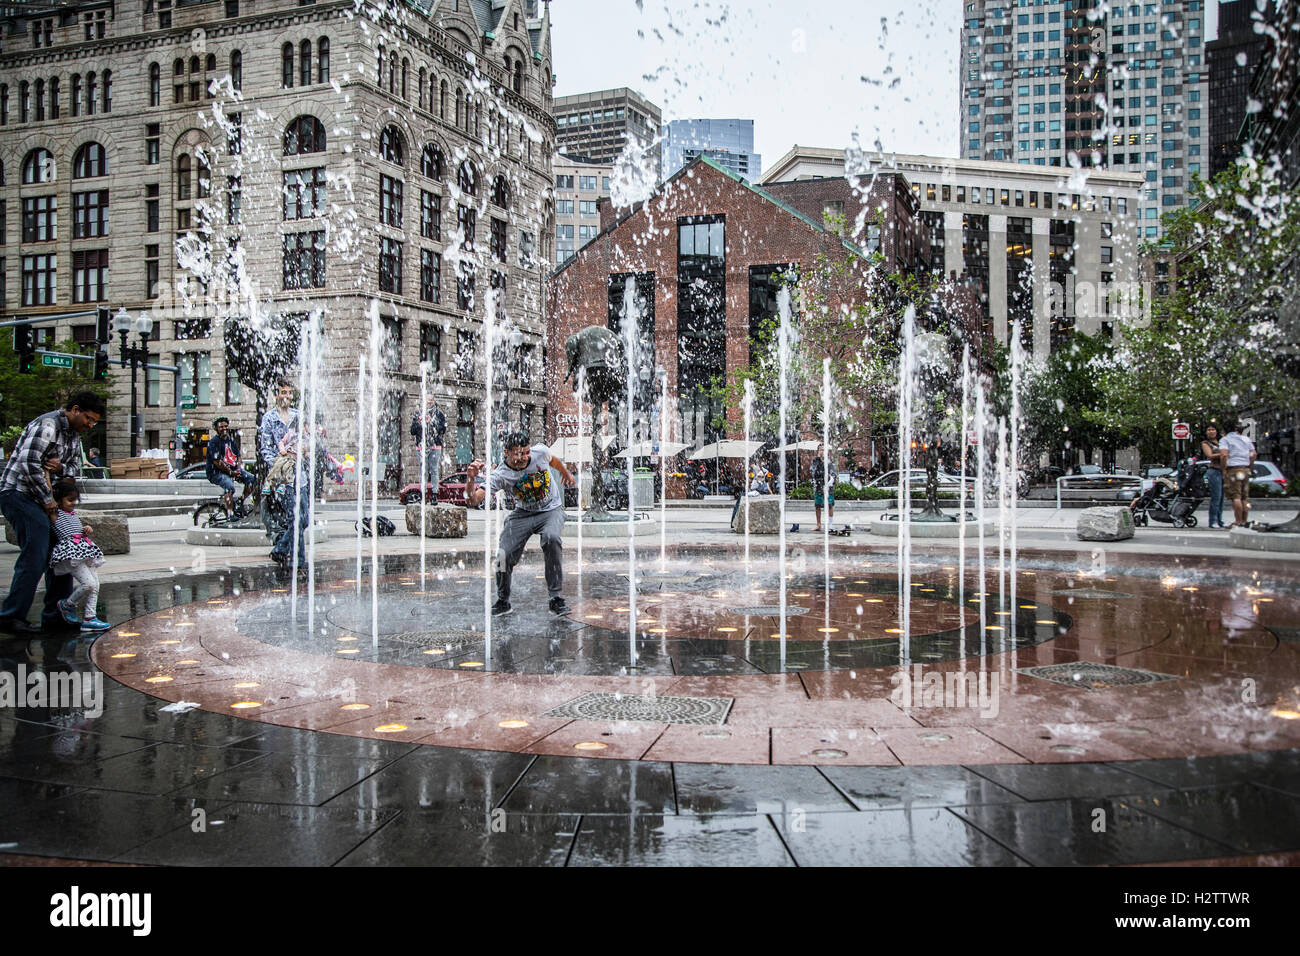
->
[549,0,1221,170]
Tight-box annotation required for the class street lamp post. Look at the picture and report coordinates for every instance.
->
[112,308,155,457]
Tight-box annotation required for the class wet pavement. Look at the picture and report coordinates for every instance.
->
[0,543,1297,865]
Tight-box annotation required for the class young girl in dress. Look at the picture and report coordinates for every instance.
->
[49,478,110,631]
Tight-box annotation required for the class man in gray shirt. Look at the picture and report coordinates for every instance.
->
[464,431,576,616]
[1220,422,1257,528]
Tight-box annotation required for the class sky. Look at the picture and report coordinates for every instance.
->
[549,0,1221,172]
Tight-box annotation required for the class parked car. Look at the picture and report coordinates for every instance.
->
[1250,461,1289,495]
[176,461,257,481]
[399,472,470,505]
[865,469,976,491]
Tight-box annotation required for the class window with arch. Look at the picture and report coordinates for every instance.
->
[71,75,81,116]
[34,79,44,122]
[514,60,523,94]
[282,43,294,88]
[231,50,242,91]
[388,52,397,94]
[102,70,112,112]
[317,38,329,83]
[206,54,216,73]
[376,43,384,87]
[300,40,312,86]
[379,125,405,165]
[176,154,192,200]
[455,88,463,128]
[150,63,161,106]
[284,115,326,155]
[439,79,447,119]
[401,58,409,99]
[22,148,55,184]
[422,144,444,180]
[48,77,59,119]
[457,161,477,196]
[474,104,480,138]
[74,142,108,178]
[18,81,29,123]
[491,175,509,209]
[418,67,426,110]
[85,71,96,115]
[0,85,8,125]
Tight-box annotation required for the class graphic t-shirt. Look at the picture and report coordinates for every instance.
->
[487,445,560,513]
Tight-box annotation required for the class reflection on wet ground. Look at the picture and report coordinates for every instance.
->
[0,544,1296,864]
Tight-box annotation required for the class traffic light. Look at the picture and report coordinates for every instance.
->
[96,307,111,345]
[94,347,110,381]
[14,325,34,374]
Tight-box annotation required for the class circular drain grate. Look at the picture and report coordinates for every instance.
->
[728,605,810,617]
[384,632,474,649]
[542,691,733,726]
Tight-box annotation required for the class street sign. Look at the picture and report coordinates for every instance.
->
[175,425,190,436]
[41,355,74,369]
[1172,422,1191,440]
[181,394,196,409]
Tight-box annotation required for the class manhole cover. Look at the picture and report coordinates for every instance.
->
[542,692,733,725]
[728,605,810,617]
[1049,588,1137,599]
[1016,661,1179,689]
[385,632,474,649]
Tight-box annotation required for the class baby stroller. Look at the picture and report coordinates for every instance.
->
[1130,458,1207,528]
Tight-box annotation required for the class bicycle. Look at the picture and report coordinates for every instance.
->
[192,460,266,529]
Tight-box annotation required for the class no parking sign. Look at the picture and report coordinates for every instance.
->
[1172,422,1191,440]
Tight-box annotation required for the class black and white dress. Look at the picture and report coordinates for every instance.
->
[50,509,105,575]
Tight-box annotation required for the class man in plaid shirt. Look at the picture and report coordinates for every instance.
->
[0,391,105,635]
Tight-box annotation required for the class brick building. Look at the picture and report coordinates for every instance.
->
[546,156,944,475]
[0,0,556,482]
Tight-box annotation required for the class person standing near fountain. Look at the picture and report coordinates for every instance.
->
[1220,422,1257,529]
[464,432,576,616]
[259,378,329,569]
[1201,424,1227,528]
[411,397,446,496]
[811,443,836,532]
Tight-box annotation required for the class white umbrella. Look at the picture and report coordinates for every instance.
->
[614,440,689,459]
[771,439,821,452]
[688,439,765,495]
[548,436,593,464]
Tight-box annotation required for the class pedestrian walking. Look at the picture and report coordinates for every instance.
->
[0,391,104,635]
[410,398,447,497]
[1201,424,1227,528]
[1220,421,1257,529]
[49,479,109,631]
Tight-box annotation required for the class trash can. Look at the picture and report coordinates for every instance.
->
[631,468,655,510]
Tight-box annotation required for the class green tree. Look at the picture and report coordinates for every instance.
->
[0,337,114,454]
[1103,155,1300,442]
[1022,332,1134,467]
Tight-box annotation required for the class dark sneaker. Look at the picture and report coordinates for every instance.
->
[549,597,570,615]
[0,617,40,636]
[491,600,513,616]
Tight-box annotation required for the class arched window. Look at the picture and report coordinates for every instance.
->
[70,75,81,117]
[206,53,216,72]
[388,52,397,94]
[49,77,59,119]
[376,43,384,87]
[474,104,480,138]
[457,161,477,196]
[231,50,242,91]
[418,67,426,110]
[34,79,44,121]
[0,160,5,186]
[513,60,522,94]
[401,58,409,100]
[18,80,28,123]
[85,72,96,115]
[22,148,55,184]
[73,142,108,178]
[379,125,405,165]
[150,62,161,106]
[0,85,8,126]
[197,150,211,198]
[189,56,200,74]
[282,43,294,88]
[176,154,191,199]
[284,115,325,155]
[439,79,447,119]
[317,38,329,83]
[455,88,463,128]
[300,40,312,86]
[173,58,184,76]
[491,175,509,209]
[421,144,443,179]
[101,70,112,112]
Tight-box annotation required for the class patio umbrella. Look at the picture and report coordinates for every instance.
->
[770,439,821,452]
[687,439,766,495]
[613,440,689,459]
[548,436,594,464]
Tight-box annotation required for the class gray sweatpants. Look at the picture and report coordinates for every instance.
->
[495,506,564,601]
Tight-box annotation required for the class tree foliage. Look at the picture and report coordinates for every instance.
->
[0,338,113,445]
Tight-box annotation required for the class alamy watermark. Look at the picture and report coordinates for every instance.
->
[0,666,103,718]
[889,664,1000,718]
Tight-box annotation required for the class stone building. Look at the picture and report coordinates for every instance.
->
[0,0,556,484]
[553,151,611,266]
